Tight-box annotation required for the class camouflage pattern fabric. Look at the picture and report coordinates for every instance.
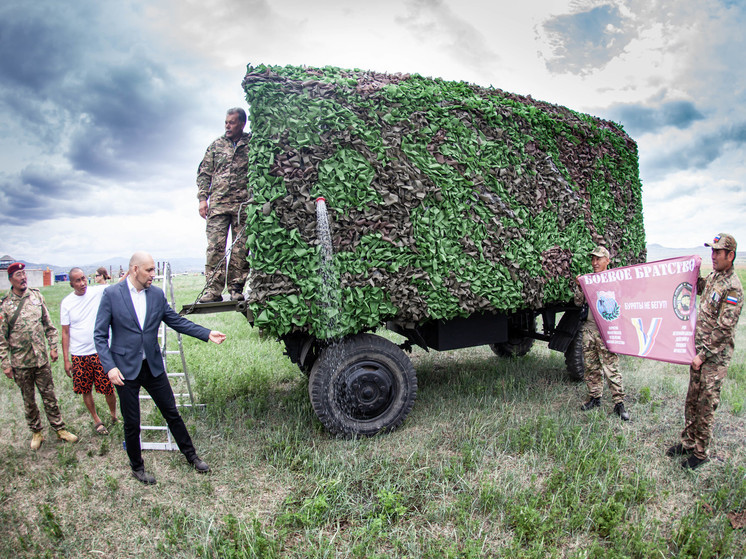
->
[12,364,65,432]
[204,208,250,295]
[681,362,726,459]
[581,321,624,402]
[680,267,743,459]
[0,288,58,370]
[241,64,646,340]
[693,267,743,366]
[197,132,251,294]
[197,133,251,212]
[575,283,624,402]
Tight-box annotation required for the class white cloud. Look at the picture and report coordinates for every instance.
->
[1,0,745,267]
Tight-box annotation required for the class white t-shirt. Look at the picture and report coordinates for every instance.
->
[60,285,108,356]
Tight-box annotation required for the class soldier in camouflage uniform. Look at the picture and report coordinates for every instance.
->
[667,233,743,469]
[575,246,630,421]
[197,107,251,302]
[0,263,78,450]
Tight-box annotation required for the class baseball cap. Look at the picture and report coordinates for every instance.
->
[705,233,737,252]
[590,246,610,259]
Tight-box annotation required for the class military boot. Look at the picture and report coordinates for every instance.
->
[682,455,709,470]
[56,429,79,443]
[613,402,630,421]
[580,397,601,411]
[666,443,693,457]
[229,286,245,301]
[30,431,44,450]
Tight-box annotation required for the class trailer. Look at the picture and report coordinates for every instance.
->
[203,64,646,437]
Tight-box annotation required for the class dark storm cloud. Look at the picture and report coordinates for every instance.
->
[542,4,636,75]
[0,0,202,201]
[603,100,705,136]
[643,121,746,179]
[0,3,88,98]
[0,169,80,225]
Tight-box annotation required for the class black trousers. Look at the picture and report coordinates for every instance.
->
[115,359,196,471]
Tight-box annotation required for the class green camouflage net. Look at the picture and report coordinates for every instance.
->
[242,64,645,339]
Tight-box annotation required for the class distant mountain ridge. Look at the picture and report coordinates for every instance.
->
[645,243,745,264]
[4,245,742,277]
[646,243,708,262]
[4,257,204,277]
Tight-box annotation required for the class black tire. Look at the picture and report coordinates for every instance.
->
[308,333,417,437]
[564,331,585,381]
[490,316,536,358]
[490,336,535,358]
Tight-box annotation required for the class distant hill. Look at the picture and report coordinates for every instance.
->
[646,243,745,264]
[3,257,204,277]
[4,245,743,278]
[646,243,709,262]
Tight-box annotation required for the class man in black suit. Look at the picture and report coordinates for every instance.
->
[95,251,226,485]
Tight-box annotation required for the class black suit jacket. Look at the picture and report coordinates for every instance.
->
[94,280,210,380]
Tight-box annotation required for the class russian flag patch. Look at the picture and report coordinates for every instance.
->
[726,294,739,305]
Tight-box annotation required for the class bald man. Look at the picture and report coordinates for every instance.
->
[94,252,226,485]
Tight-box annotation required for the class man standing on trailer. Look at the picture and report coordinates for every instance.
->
[197,107,251,303]
[667,233,743,469]
[575,246,630,421]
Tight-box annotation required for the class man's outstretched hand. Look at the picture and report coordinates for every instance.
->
[209,331,227,344]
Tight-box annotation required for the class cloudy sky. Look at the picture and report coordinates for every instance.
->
[1,0,744,266]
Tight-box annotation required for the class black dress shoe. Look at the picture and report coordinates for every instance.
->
[613,402,630,421]
[666,443,692,457]
[189,456,210,473]
[580,397,601,411]
[681,455,709,470]
[132,468,156,485]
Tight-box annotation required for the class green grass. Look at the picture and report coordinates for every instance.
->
[0,271,745,558]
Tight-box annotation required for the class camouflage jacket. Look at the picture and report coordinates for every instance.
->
[196,132,251,212]
[695,266,743,366]
[574,280,598,333]
[0,288,58,370]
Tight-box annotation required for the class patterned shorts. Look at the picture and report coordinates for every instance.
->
[71,354,114,395]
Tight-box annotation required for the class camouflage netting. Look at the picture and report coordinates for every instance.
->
[241,64,645,340]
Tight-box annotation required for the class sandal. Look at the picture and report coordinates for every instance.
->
[94,422,109,435]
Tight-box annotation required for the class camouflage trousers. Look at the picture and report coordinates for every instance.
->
[582,324,624,403]
[205,208,250,296]
[12,364,65,433]
[681,362,727,459]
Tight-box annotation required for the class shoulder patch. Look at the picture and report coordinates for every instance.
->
[725,290,740,306]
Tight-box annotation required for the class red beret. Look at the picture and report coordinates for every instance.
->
[7,262,25,277]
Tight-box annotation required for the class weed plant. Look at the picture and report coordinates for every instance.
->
[0,271,744,557]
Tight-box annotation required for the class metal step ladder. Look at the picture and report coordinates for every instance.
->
[140,262,204,451]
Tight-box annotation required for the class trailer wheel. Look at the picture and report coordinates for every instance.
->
[308,333,417,437]
[490,336,535,358]
[490,316,536,358]
[564,331,585,381]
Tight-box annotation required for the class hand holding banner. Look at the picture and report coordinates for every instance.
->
[578,256,702,365]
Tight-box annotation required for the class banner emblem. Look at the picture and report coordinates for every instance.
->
[596,291,620,321]
[672,282,693,321]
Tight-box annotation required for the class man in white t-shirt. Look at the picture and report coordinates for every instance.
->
[61,268,118,434]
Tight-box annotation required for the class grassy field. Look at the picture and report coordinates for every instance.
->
[1,272,745,558]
